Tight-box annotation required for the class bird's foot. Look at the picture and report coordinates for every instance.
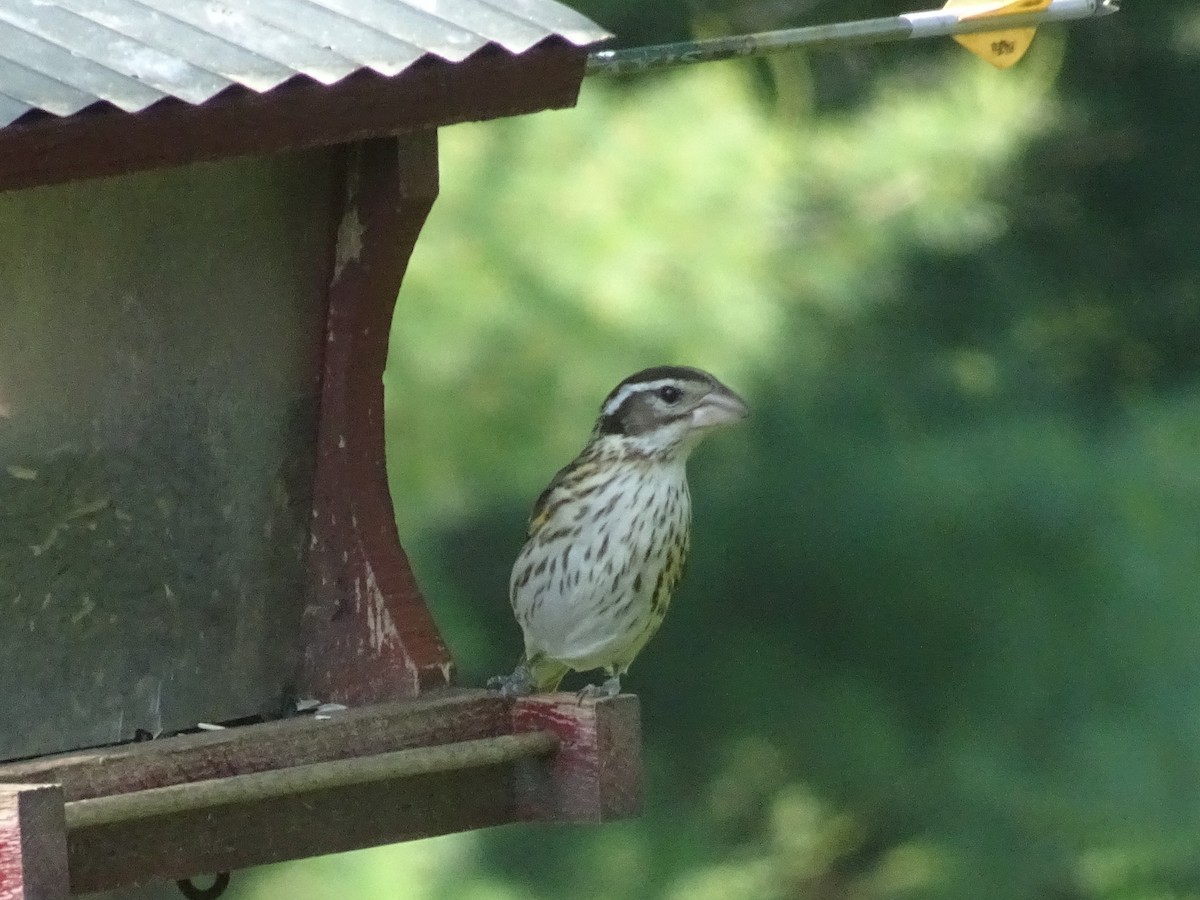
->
[576,673,621,703]
[487,664,535,698]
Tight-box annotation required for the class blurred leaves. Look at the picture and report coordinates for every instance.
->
[385,51,1056,535]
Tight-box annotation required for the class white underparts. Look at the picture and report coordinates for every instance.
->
[510,455,691,673]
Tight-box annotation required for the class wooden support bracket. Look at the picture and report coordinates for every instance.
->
[0,784,68,900]
[0,689,641,895]
[513,694,642,823]
[302,132,452,704]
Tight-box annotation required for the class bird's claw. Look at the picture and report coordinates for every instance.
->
[488,665,535,698]
[576,674,621,703]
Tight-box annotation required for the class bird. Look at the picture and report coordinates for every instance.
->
[489,365,748,698]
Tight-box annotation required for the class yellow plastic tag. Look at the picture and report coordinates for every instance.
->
[945,0,1051,68]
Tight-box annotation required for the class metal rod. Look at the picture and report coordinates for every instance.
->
[586,0,1119,77]
[65,731,559,830]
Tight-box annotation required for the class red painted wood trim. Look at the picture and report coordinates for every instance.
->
[0,691,504,802]
[0,784,68,900]
[301,134,453,704]
[0,40,587,193]
[69,766,515,894]
[513,694,642,823]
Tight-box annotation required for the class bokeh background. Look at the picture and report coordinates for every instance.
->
[233,1,1200,897]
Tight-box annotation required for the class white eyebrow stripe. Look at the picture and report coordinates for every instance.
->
[601,379,680,416]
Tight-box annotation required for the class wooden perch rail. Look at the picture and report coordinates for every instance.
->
[66,733,559,830]
[0,689,641,897]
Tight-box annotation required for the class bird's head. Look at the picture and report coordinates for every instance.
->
[592,365,748,459]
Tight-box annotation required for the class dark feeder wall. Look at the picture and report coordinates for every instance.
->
[0,150,336,760]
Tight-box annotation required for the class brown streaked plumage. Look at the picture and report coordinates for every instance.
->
[489,366,748,698]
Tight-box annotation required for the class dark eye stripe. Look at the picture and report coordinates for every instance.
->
[600,368,714,411]
[597,388,654,435]
[597,411,626,435]
[596,384,694,437]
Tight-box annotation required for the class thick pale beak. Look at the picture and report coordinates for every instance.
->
[690,387,749,429]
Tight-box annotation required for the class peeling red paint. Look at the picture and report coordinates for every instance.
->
[299,136,452,705]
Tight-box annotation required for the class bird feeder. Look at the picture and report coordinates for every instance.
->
[0,3,639,897]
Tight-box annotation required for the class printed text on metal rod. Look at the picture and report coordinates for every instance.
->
[585,0,1119,76]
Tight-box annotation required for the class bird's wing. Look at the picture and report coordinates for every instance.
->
[526,449,607,538]
[526,462,573,537]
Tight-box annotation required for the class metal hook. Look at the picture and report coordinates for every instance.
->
[176,872,231,900]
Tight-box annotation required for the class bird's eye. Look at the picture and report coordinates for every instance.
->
[657,385,682,404]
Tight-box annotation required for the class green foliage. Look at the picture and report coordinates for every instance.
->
[384,66,794,532]
[236,3,1200,899]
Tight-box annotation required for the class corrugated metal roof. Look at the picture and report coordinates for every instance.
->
[0,0,610,127]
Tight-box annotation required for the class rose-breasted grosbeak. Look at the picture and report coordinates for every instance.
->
[490,366,748,697]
